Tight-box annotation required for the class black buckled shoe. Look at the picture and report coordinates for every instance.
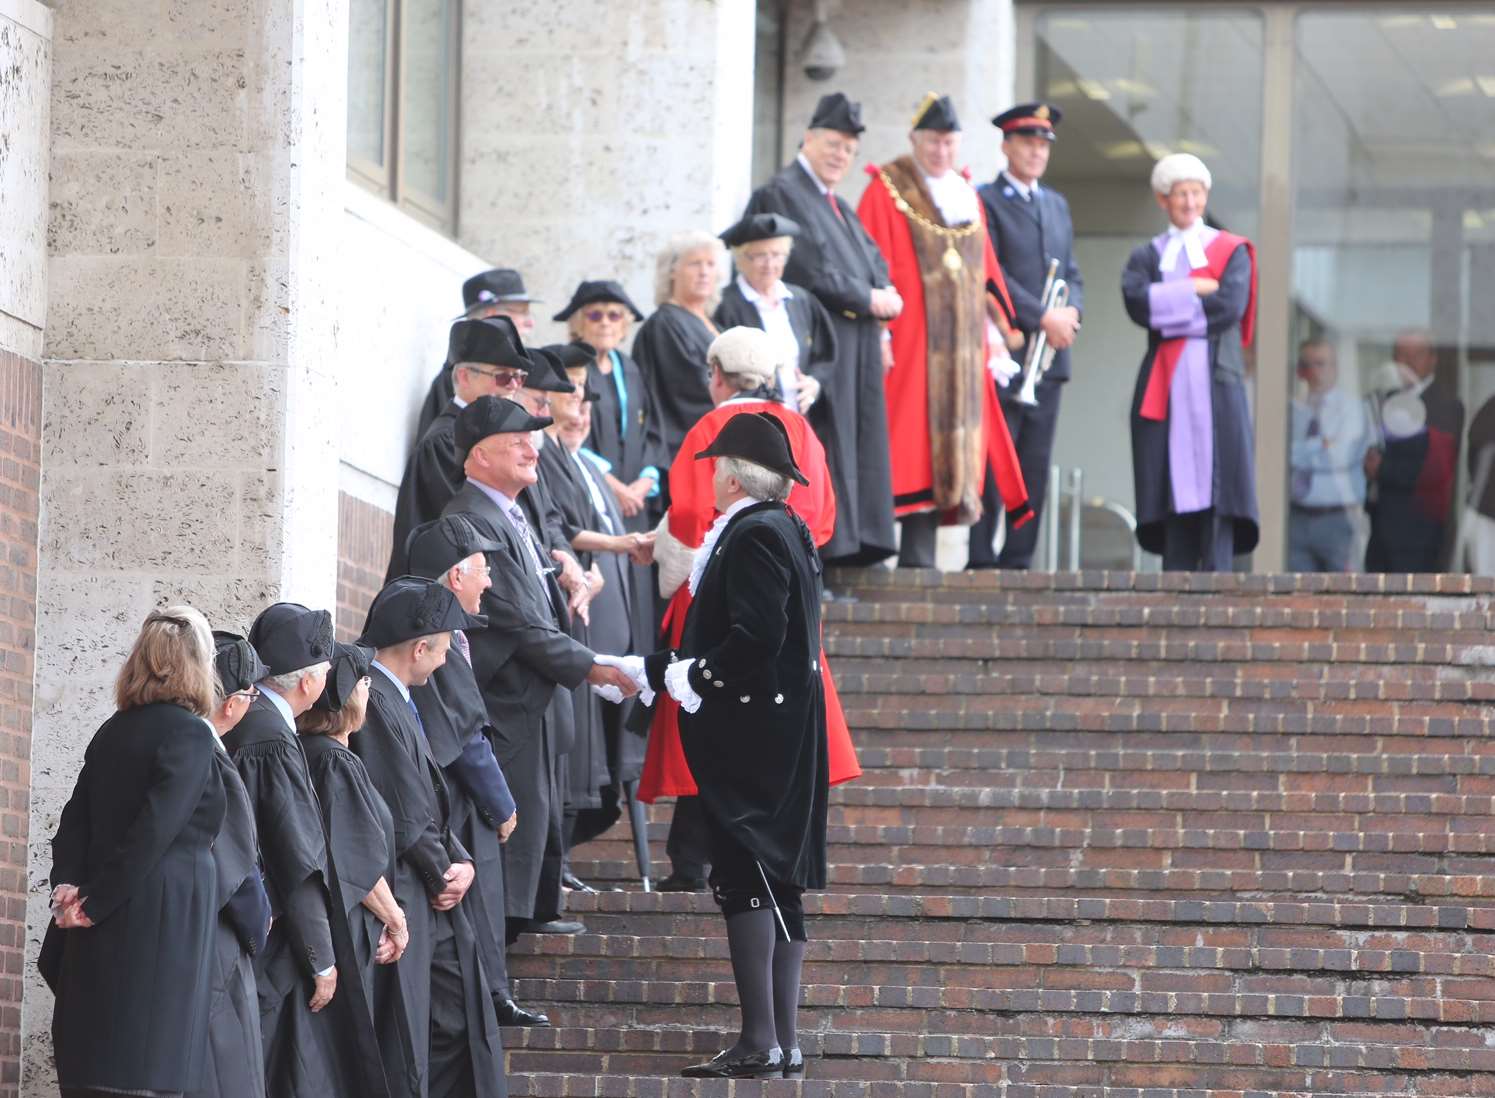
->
[529,918,586,935]
[782,1047,804,1077]
[561,871,598,894]
[494,998,551,1027]
[681,1046,784,1079]
[655,871,708,893]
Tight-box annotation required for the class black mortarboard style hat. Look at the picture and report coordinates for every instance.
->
[447,316,531,371]
[248,603,335,676]
[462,268,539,311]
[808,92,865,136]
[312,641,375,712]
[695,410,809,487]
[992,102,1062,141]
[212,630,267,696]
[522,346,576,394]
[405,514,502,581]
[552,280,646,323]
[547,342,596,371]
[912,93,960,132]
[360,577,487,650]
[719,213,802,248]
[454,396,554,457]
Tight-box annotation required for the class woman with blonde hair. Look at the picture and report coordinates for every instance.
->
[633,230,729,463]
[46,605,228,1098]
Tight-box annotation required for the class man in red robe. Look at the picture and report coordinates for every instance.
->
[637,327,860,892]
[858,93,1031,568]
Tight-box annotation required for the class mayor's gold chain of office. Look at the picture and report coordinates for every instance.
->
[876,167,983,274]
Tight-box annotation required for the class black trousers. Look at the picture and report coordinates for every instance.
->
[970,379,1064,568]
[1162,508,1235,572]
[666,795,712,878]
[429,924,474,1098]
[897,510,940,569]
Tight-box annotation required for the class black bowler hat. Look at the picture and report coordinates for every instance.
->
[808,92,865,136]
[992,102,1062,140]
[212,631,267,695]
[360,577,487,649]
[719,213,802,248]
[248,603,335,676]
[547,342,597,371]
[447,316,530,371]
[454,396,553,457]
[552,280,645,323]
[912,93,960,132]
[462,268,539,312]
[695,411,809,487]
[312,641,375,712]
[405,514,502,581]
[523,347,578,394]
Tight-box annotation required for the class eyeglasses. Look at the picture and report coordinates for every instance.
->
[744,250,789,265]
[230,687,259,700]
[583,308,628,324]
[463,365,527,388]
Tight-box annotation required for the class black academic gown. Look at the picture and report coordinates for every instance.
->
[49,704,226,1094]
[355,673,506,1098]
[222,695,343,1098]
[644,502,829,889]
[443,481,597,922]
[302,733,409,1098]
[713,278,839,392]
[194,747,270,1098]
[418,363,457,440]
[1121,241,1259,557]
[1367,379,1465,573]
[389,401,463,582]
[632,303,718,473]
[744,161,898,563]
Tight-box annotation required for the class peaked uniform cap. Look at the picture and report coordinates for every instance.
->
[992,101,1062,140]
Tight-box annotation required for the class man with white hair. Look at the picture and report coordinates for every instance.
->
[1121,152,1259,571]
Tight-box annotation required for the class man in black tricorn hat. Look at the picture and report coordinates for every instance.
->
[388,316,536,581]
[742,92,900,566]
[419,268,542,435]
[615,411,829,1079]
[354,577,508,1098]
[222,603,341,1098]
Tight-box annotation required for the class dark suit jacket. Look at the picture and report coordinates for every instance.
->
[977,174,1084,382]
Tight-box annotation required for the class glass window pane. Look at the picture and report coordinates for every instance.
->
[401,0,456,210]
[753,1,788,186]
[1288,10,1495,575]
[347,0,388,170]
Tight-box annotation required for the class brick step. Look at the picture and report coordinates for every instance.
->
[507,1074,1008,1096]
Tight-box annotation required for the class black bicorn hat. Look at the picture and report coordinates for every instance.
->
[523,346,578,394]
[547,342,597,371]
[212,630,267,695]
[992,102,1062,140]
[248,603,335,676]
[360,576,487,649]
[695,410,809,487]
[447,316,531,371]
[454,396,553,457]
[809,91,865,136]
[405,514,502,581]
[912,93,960,132]
[461,268,539,312]
[719,212,802,248]
[312,641,375,712]
[552,280,646,323]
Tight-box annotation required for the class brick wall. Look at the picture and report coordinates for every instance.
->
[0,352,39,1098]
[335,492,393,641]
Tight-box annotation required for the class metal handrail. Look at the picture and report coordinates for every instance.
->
[1041,465,1145,571]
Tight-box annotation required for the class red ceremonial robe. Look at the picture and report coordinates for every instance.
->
[857,163,1031,527]
[637,398,862,802]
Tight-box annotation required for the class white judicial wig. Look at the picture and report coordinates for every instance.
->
[708,327,779,389]
[1150,153,1213,196]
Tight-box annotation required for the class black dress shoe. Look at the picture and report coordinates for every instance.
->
[561,871,598,894]
[681,1047,784,1079]
[494,998,551,1027]
[783,1047,804,1077]
[529,918,586,935]
[655,871,708,893]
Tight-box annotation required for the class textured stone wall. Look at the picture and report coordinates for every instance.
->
[0,3,51,365]
[457,0,757,347]
[335,491,393,641]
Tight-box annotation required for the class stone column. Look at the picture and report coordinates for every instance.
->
[26,0,349,1090]
[458,0,758,344]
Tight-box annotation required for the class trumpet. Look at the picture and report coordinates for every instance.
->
[1014,258,1069,407]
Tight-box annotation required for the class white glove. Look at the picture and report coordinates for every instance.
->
[593,653,655,706]
[590,682,625,704]
[664,659,702,714]
[989,353,1021,389]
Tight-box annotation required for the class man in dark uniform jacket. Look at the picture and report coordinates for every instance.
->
[356,577,507,1098]
[622,412,830,1079]
[973,103,1084,568]
[388,316,534,582]
[223,603,341,1098]
[743,92,901,565]
[442,396,639,939]
[418,269,542,437]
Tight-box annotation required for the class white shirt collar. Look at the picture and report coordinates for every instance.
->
[796,153,832,196]
[688,496,759,596]
[1160,219,1213,272]
[1001,170,1037,199]
[260,685,297,733]
[737,274,793,307]
[452,395,468,409]
[372,659,411,703]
